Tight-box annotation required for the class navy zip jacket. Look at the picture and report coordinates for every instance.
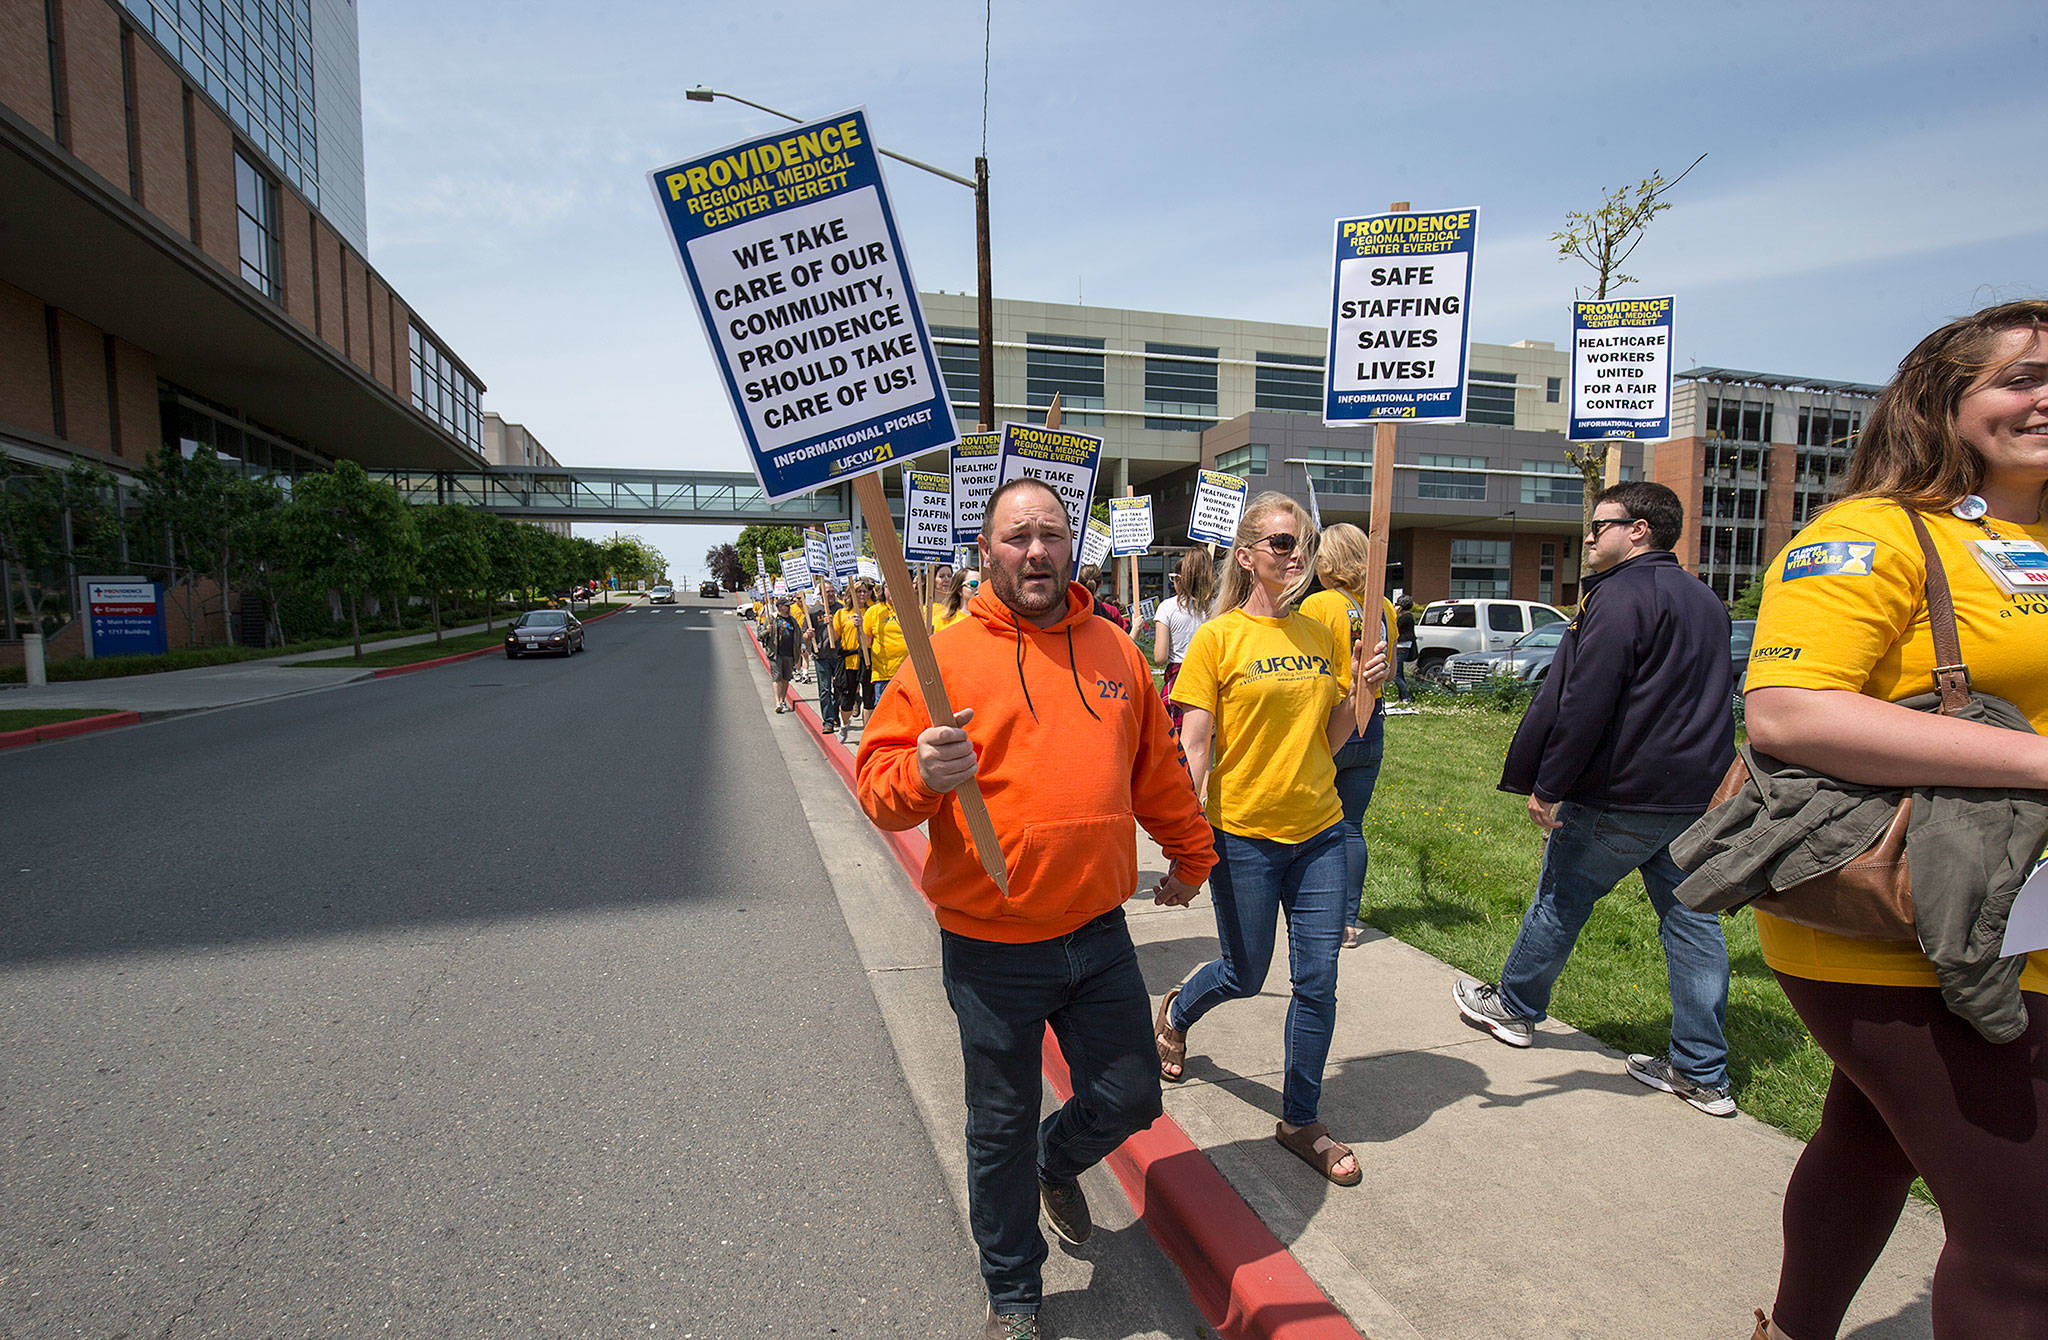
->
[1499,550,1733,812]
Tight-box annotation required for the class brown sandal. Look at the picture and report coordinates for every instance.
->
[1274,1121,1362,1187]
[1155,987,1187,1083]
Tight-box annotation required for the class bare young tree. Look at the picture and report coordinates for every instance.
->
[1554,154,1705,529]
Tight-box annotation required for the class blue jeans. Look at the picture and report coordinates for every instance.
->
[1333,708,1386,930]
[940,908,1162,1314]
[1393,645,1413,702]
[1171,822,1347,1126]
[813,652,838,726]
[1497,802,1731,1088]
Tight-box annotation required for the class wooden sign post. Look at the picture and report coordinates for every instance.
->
[1360,201,1410,609]
[854,470,1009,892]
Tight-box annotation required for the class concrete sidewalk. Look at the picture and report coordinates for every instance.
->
[0,601,626,713]
[1122,823,1942,1339]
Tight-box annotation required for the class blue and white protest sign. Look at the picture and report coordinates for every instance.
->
[1080,516,1113,570]
[904,470,954,562]
[995,421,1103,570]
[81,577,166,657]
[803,528,832,584]
[1325,208,1478,424]
[780,547,813,593]
[649,109,959,501]
[825,519,858,579]
[1108,496,1153,557]
[1187,470,1248,547]
[1570,296,1675,441]
[950,431,1001,543]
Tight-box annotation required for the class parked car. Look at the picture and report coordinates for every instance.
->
[1412,599,1570,682]
[1441,617,1759,694]
[505,609,583,658]
[699,580,721,599]
[1441,623,1569,689]
[648,585,675,604]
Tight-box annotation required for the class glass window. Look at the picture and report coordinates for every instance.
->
[1519,459,1582,506]
[1255,352,1323,413]
[1546,376,1562,403]
[1144,342,1218,432]
[1417,453,1487,501]
[1487,603,1524,632]
[1024,333,1104,427]
[1213,444,1267,476]
[1449,540,1511,598]
[234,149,278,297]
[1422,603,1476,628]
[930,325,980,419]
[409,323,483,454]
[1468,370,1516,426]
[1530,606,1565,627]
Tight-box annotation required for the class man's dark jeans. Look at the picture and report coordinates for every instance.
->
[939,907,1163,1313]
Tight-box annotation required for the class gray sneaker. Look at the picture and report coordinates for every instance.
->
[982,1306,1040,1339]
[1626,1053,1737,1117]
[1453,979,1534,1047]
[1040,1176,1091,1245]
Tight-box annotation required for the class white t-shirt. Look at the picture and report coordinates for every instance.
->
[1154,595,1210,665]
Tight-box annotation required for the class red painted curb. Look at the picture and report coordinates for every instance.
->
[0,710,142,751]
[369,603,630,678]
[744,623,1360,1340]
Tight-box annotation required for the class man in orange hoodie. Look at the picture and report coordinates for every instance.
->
[857,478,1215,1340]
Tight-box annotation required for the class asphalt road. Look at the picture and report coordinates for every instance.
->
[0,595,988,1338]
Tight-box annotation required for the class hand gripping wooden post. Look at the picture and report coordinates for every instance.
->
[1360,201,1410,609]
[853,469,1009,892]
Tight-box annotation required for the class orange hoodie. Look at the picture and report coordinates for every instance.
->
[856,582,1216,942]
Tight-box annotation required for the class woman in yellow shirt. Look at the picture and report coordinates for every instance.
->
[1742,300,2048,1340]
[831,585,867,742]
[1161,493,1384,1187]
[1300,524,1399,952]
[932,568,971,632]
[861,584,903,709]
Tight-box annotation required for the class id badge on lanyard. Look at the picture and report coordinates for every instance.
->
[1966,538,2048,596]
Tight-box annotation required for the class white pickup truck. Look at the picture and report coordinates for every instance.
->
[1411,599,1570,683]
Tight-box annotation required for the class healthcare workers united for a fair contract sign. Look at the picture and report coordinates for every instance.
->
[1325,208,1478,423]
[1570,296,1675,441]
[649,109,959,500]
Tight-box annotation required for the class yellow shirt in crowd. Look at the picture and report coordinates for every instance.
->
[832,606,863,668]
[864,601,906,683]
[930,603,967,632]
[1298,589,1398,705]
[1744,497,2048,992]
[1172,607,1343,843]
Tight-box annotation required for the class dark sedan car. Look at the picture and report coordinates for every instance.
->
[699,580,721,599]
[505,609,583,658]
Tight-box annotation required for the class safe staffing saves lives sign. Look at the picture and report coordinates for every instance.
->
[1325,208,1478,424]
[649,108,959,501]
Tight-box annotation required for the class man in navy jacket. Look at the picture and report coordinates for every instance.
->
[1454,482,1739,1116]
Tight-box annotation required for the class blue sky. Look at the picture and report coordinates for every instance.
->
[356,1,2046,579]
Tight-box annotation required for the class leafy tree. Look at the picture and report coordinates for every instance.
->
[414,505,488,642]
[735,524,803,577]
[602,533,666,586]
[0,456,58,636]
[705,542,746,591]
[1554,154,1704,530]
[1728,575,1765,620]
[280,461,420,656]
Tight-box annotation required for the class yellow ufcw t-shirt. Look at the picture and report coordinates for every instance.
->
[832,606,862,668]
[1172,608,1343,842]
[1745,497,2048,991]
[1299,590,1399,704]
[865,601,906,683]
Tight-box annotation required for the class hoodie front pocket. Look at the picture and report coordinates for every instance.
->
[1004,813,1137,923]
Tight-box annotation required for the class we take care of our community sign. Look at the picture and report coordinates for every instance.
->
[649,108,958,500]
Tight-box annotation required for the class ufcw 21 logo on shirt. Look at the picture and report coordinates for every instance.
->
[1783,541,1877,580]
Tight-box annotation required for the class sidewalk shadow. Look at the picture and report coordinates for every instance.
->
[1843,1289,1933,1339]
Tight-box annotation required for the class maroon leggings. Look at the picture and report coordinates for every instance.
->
[1771,975,2048,1339]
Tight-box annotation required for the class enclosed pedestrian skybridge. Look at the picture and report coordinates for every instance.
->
[364,466,851,525]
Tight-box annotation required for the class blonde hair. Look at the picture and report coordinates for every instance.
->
[942,567,970,616]
[1171,548,1215,609]
[1313,522,1375,612]
[1839,299,2048,513]
[1213,492,1318,616]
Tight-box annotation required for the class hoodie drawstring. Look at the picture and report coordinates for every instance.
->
[1066,627,1102,721]
[1007,598,1101,722]
[1013,607,1039,722]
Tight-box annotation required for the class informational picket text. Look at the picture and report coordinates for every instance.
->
[1570,296,1675,441]
[1325,208,1478,423]
[780,548,813,593]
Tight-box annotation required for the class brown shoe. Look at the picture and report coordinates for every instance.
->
[1154,987,1187,1082]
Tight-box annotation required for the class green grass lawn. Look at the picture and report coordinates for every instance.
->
[1359,703,1833,1143]
[0,708,116,732]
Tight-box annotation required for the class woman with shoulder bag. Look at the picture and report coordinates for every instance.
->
[1739,301,2048,1340]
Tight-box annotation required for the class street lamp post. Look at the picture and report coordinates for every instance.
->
[685,87,995,434]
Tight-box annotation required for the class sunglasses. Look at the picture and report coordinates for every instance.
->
[1250,532,1301,555]
[1587,516,1639,538]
